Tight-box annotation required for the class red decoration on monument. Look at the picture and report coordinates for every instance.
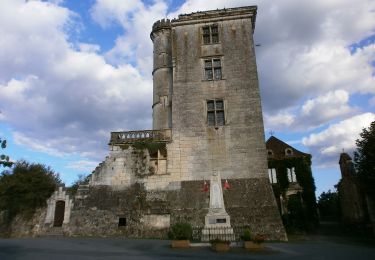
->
[224,179,230,190]
[201,181,209,192]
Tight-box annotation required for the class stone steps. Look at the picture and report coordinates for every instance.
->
[41,227,64,237]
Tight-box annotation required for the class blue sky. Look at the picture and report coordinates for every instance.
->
[0,0,374,197]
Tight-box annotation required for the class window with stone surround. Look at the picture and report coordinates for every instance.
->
[204,58,222,80]
[207,99,225,126]
[287,167,297,183]
[268,168,277,184]
[202,24,219,44]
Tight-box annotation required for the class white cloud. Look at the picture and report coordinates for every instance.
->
[66,160,98,172]
[265,90,357,132]
[90,0,143,28]
[0,0,374,180]
[79,43,101,53]
[0,0,153,162]
[253,0,375,113]
[302,113,375,166]
[297,90,357,129]
[91,0,167,75]
[264,111,295,132]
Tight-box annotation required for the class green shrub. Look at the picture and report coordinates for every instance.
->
[242,228,251,241]
[168,222,192,240]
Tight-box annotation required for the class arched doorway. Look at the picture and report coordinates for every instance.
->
[53,200,65,227]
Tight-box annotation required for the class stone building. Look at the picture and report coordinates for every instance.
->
[266,136,318,229]
[337,152,375,234]
[42,6,287,241]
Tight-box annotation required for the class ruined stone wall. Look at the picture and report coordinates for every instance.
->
[338,178,367,224]
[0,208,47,238]
[91,145,175,190]
[67,184,170,238]
[66,179,286,241]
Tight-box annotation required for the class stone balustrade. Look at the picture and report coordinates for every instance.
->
[109,129,172,145]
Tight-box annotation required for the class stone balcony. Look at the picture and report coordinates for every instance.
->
[109,129,172,145]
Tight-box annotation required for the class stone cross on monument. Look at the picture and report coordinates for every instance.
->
[202,172,234,241]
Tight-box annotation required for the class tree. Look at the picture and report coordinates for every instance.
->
[317,190,340,221]
[67,173,90,195]
[354,120,375,186]
[0,138,12,167]
[0,160,61,220]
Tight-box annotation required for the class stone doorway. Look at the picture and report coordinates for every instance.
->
[53,200,65,227]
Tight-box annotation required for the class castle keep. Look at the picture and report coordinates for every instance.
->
[43,6,287,241]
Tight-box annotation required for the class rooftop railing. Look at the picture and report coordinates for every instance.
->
[109,129,172,145]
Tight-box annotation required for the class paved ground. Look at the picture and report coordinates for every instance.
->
[0,236,374,260]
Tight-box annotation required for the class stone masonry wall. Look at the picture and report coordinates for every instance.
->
[168,178,287,240]
[66,178,286,241]
[0,208,47,238]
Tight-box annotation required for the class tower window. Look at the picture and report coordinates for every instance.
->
[202,25,219,44]
[207,100,225,126]
[204,58,222,80]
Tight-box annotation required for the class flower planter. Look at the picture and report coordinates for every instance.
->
[211,242,230,252]
[171,240,190,248]
[244,241,264,250]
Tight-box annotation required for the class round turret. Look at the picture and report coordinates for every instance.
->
[150,19,172,130]
[151,19,171,38]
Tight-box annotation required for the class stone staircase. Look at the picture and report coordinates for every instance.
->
[41,227,64,237]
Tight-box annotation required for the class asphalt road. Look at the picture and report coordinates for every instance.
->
[0,236,374,260]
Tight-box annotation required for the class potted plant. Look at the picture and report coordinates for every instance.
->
[210,238,231,252]
[242,229,265,250]
[253,234,266,244]
[168,222,192,248]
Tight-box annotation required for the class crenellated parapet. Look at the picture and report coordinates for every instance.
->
[151,18,171,40]
[172,6,257,31]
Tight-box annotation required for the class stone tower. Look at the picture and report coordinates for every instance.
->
[63,6,287,241]
[150,6,269,182]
